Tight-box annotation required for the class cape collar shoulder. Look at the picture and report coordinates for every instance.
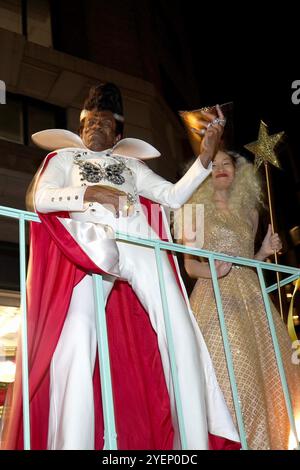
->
[32,129,161,161]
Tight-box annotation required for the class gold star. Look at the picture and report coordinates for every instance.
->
[244,120,284,170]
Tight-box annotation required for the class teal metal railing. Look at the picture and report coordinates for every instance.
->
[0,204,299,451]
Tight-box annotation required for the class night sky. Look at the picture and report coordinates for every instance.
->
[178,8,300,239]
[189,75,299,228]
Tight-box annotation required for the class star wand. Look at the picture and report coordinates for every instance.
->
[245,120,285,320]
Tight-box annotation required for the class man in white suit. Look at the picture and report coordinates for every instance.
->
[33,83,239,450]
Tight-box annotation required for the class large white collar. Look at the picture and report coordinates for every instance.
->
[31,129,160,161]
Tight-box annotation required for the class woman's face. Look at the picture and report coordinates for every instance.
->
[211,151,235,190]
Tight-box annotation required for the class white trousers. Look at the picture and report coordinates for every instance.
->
[47,240,209,450]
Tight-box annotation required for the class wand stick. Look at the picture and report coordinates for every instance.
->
[264,161,284,321]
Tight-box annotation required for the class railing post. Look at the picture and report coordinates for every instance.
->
[92,274,118,450]
[154,243,188,450]
[257,266,300,449]
[208,256,248,450]
[19,214,31,450]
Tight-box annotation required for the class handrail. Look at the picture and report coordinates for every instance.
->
[0,204,299,450]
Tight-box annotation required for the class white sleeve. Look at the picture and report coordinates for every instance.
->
[134,157,212,209]
[34,152,87,213]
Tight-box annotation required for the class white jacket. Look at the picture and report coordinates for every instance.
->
[35,147,212,214]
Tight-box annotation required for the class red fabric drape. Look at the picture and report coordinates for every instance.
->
[3,152,240,450]
[4,214,174,449]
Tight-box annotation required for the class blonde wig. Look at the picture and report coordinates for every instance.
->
[188,151,265,217]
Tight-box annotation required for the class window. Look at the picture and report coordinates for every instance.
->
[27,102,56,146]
[0,94,23,144]
[0,93,66,145]
[0,0,52,47]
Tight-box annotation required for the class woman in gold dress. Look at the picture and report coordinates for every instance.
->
[183,150,300,449]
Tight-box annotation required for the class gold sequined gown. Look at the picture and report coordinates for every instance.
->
[190,209,300,449]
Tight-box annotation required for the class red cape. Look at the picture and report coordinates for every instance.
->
[3,152,240,450]
[4,206,175,450]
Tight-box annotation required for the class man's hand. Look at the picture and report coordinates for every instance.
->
[197,105,226,168]
[84,185,132,217]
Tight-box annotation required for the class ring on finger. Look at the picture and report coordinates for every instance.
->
[212,117,226,127]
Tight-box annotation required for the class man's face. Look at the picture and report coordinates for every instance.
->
[80,109,119,151]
